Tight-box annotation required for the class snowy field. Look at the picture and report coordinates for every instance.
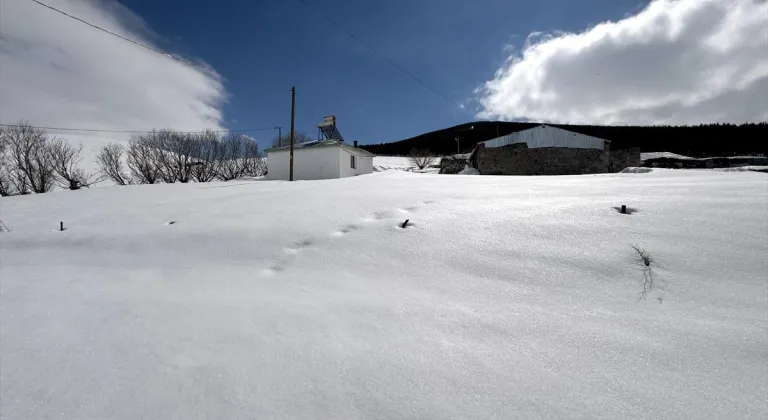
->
[1,169,766,419]
[373,155,441,172]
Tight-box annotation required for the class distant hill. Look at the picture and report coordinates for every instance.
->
[361,122,768,158]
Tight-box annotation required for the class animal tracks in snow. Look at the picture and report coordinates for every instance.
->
[262,201,438,275]
[285,239,313,253]
[330,224,362,237]
[261,239,314,276]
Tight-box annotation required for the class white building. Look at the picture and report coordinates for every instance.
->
[266,140,375,181]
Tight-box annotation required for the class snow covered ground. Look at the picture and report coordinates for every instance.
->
[1,170,766,419]
[640,152,695,161]
[715,165,768,173]
[373,156,441,173]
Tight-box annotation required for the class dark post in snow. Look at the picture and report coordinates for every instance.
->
[401,219,409,229]
[621,205,627,214]
[289,86,296,182]
[60,221,64,231]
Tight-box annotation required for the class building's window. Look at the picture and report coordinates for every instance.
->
[351,155,356,169]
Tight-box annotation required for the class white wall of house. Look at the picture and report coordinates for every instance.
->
[267,146,341,180]
[339,147,373,178]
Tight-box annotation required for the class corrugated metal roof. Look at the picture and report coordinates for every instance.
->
[267,140,375,157]
[266,139,338,152]
[481,125,606,150]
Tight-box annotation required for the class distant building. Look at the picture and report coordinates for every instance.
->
[641,153,768,169]
[266,140,374,181]
[470,125,640,175]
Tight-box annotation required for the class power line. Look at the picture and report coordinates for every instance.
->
[29,0,210,72]
[23,2,275,137]
[0,123,278,134]
[294,0,466,112]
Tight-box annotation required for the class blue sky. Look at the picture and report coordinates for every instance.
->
[122,0,645,145]
[2,0,764,152]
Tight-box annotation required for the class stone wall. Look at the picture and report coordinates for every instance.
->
[439,156,469,174]
[610,147,642,171]
[475,144,640,175]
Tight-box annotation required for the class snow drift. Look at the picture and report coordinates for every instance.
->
[1,169,766,419]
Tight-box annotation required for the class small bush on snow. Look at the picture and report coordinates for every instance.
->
[408,148,437,170]
[630,244,657,301]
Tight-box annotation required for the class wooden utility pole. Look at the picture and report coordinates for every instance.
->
[289,86,296,181]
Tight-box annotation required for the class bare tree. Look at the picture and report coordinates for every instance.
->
[97,143,132,186]
[139,130,174,183]
[191,130,224,182]
[5,122,56,193]
[271,132,313,148]
[242,140,266,177]
[149,130,198,183]
[126,133,162,184]
[408,148,437,170]
[0,169,13,196]
[49,139,103,189]
[0,126,13,196]
[0,129,30,195]
[217,133,248,181]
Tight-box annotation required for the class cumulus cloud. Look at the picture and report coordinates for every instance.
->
[476,0,768,125]
[0,0,227,167]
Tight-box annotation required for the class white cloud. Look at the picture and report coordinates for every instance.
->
[476,0,768,125]
[0,0,227,168]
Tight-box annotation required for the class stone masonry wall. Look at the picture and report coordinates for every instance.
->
[477,145,605,175]
[439,156,469,174]
[610,147,641,171]
[475,144,640,175]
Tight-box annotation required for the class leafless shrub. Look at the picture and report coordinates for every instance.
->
[0,169,13,196]
[99,129,264,186]
[190,130,224,182]
[49,139,103,189]
[0,162,30,196]
[216,133,246,181]
[408,148,437,170]
[216,133,264,180]
[0,126,14,196]
[4,122,56,193]
[630,244,656,301]
[126,132,162,184]
[134,130,173,183]
[149,129,197,183]
[242,139,266,177]
[0,220,9,232]
[169,131,198,183]
[97,143,132,186]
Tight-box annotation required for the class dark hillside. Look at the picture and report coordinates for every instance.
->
[361,122,768,157]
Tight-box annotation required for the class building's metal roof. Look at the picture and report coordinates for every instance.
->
[481,125,606,150]
[266,139,335,152]
[266,140,375,157]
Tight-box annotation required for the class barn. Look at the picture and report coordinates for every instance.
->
[470,125,640,175]
[266,139,374,181]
